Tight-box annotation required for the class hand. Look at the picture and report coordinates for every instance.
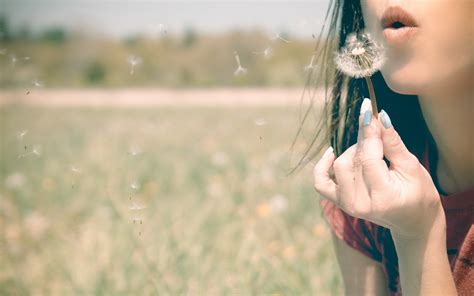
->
[313,98,445,240]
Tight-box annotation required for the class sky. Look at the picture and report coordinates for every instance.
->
[2,0,331,39]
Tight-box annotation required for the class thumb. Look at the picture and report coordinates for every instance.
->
[378,109,419,169]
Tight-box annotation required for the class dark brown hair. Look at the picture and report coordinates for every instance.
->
[288,0,447,195]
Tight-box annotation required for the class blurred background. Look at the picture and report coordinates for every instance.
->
[0,0,342,294]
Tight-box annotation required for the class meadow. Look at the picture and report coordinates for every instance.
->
[0,102,342,295]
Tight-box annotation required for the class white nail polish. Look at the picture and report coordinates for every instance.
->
[360,98,372,115]
[322,146,334,158]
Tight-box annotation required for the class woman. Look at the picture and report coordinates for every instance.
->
[306,0,473,295]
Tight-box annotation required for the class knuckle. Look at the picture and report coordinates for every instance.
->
[360,157,379,169]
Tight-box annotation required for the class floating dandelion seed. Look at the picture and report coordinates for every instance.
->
[129,203,146,211]
[10,54,17,66]
[32,79,44,88]
[252,46,273,59]
[334,31,386,117]
[70,165,81,174]
[128,54,142,75]
[304,53,317,71]
[27,79,44,94]
[255,118,267,126]
[130,182,140,190]
[132,217,143,224]
[18,145,41,158]
[233,51,248,76]
[158,24,167,36]
[128,145,142,156]
[17,129,28,140]
[9,54,30,67]
[32,146,41,156]
[271,33,292,43]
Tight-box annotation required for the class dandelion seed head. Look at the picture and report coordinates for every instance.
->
[334,31,386,78]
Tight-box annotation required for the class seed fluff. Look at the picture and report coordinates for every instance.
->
[334,31,386,79]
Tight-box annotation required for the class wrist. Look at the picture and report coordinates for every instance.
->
[392,208,447,250]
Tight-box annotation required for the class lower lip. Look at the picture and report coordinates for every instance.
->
[383,27,419,44]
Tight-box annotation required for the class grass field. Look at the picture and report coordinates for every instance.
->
[0,103,342,295]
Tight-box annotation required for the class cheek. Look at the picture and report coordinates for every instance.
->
[380,1,474,95]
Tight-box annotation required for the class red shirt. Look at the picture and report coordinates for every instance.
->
[319,142,474,295]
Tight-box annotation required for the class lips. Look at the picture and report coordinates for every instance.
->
[381,6,419,44]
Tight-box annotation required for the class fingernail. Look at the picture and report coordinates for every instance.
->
[322,146,334,159]
[362,110,372,126]
[360,98,371,115]
[380,109,392,129]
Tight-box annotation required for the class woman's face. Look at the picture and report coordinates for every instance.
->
[360,0,474,95]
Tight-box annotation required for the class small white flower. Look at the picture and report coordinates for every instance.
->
[334,31,386,78]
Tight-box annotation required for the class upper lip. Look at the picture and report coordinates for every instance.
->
[381,6,418,29]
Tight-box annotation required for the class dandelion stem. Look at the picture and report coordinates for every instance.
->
[365,76,378,118]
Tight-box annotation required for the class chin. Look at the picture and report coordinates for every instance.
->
[381,70,419,95]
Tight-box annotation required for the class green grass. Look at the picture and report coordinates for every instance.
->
[0,105,342,295]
